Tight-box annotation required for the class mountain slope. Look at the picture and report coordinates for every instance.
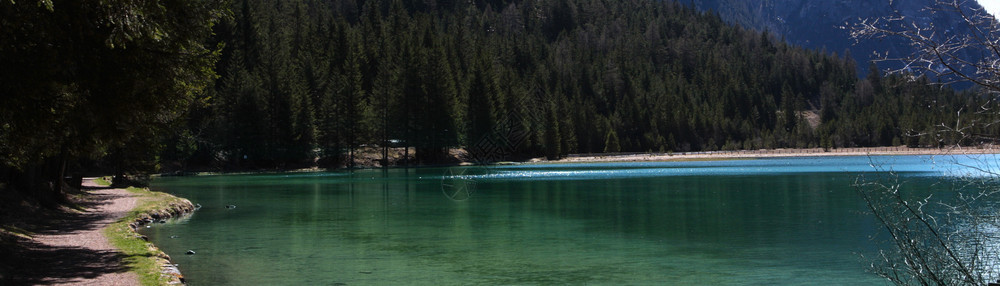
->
[690,0,986,76]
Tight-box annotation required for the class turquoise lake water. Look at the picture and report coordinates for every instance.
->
[145,155,1000,285]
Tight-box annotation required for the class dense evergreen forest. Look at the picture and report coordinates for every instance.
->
[3,0,996,189]
[158,0,994,169]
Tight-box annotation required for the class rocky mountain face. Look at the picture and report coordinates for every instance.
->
[689,0,986,76]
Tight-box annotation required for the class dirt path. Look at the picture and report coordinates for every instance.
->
[12,179,139,285]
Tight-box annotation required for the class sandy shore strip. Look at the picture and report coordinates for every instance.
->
[554,146,1000,163]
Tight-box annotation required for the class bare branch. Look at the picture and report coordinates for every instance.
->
[853,0,1000,93]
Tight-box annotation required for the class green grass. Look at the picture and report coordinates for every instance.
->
[0,225,31,239]
[94,177,112,187]
[104,186,188,286]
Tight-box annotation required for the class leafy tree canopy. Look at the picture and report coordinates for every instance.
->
[0,0,227,198]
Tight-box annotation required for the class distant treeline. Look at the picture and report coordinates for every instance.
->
[161,0,997,169]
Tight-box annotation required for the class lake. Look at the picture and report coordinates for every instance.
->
[145,155,998,285]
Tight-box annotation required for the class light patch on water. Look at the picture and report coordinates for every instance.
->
[435,155,1000,182]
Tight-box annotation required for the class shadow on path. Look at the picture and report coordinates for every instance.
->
[5,239,130,285]
[1,184,135,285]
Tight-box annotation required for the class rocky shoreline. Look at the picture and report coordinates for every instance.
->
[127,197,196,285]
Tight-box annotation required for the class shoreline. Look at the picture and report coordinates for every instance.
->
[126,196,195,285]
[157,146,1000,175]
[98,179,197,285]
[552,146,1000,163]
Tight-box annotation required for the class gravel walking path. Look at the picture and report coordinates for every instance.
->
[14,179,139,285]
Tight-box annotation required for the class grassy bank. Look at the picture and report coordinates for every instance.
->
[94,176,112,187]
[104,186,194,285]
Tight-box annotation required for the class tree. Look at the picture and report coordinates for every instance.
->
[853,0,1000,92]
[853,1,1000,284]
[336,28,370,167]
[465,55,499,161]
[856,162,1000,285]
[0,0,227,203]
[415,37,460,163]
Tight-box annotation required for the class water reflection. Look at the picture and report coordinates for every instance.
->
[145,155,1000,285]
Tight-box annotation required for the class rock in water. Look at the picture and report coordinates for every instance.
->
[226,205,236,209]
[186,250,196,255]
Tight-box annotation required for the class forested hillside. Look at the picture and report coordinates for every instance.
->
[162,0,995,169]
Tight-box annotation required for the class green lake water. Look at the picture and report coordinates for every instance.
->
[145,155,1000,285]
